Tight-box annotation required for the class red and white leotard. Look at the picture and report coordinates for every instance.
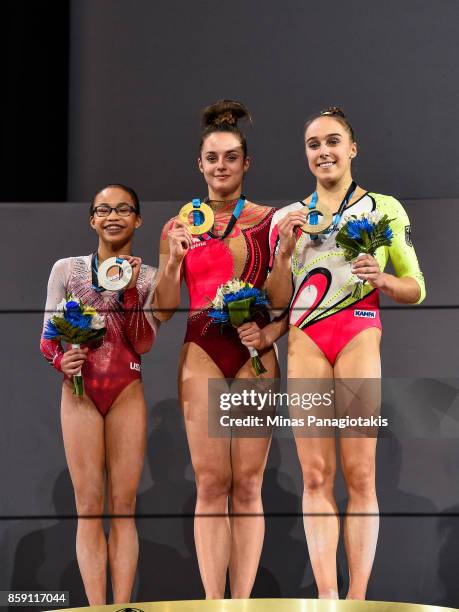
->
[40,255,158,416]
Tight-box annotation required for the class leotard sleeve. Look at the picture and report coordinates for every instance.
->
[39,258,71,371]
[379,196,426,303]
[123,264,160,354]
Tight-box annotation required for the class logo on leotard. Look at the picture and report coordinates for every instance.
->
[354,309,376,319]
[130,362,141,372]
[405,225,413,247]
[190,240,207,250]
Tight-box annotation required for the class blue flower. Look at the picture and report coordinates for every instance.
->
[346,220,363,240]
[346,218,378,240]
[208,284,268,327]
[43,319,59,339]
[64,310,92,330]
[209,309,229,324]
[66,300,80,310]
[223,286,268,307]
[385,227,393,241]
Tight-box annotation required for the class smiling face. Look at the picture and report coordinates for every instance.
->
[198,132,250,200]
[90,186,142,247]
[304,116,357,186]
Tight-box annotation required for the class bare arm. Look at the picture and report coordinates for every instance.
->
[152,219,193,321]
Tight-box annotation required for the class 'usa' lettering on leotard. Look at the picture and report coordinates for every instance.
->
[354,310,376,319]
[130,362,141,372]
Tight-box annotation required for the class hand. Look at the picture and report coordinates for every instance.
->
[277,211,307,257]
[351,254,386,288]
[61,347,88,376]
[237,322,269,351]
[168,220,193,264]
[118,254,142,289]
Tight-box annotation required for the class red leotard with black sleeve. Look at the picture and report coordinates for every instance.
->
[162,201,274,378]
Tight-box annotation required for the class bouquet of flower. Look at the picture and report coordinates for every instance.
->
[336,211,394,298]
[43,295,106,395]
[209,279,269,376]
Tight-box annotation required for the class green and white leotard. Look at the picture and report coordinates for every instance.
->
[268,192,426,364]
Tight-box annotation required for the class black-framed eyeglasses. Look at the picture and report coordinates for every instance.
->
[92,204,137,217]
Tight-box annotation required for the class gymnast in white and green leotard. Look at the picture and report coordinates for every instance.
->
[266,106,425,600]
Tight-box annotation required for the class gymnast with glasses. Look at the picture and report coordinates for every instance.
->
[40,184,158,605]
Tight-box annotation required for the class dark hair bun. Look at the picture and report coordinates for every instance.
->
[202,99,252,128]
[320,105,346,118]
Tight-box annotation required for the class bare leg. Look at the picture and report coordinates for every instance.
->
[229,347,279,598]
[335,328,381,600]
[288,326,339,599]
[179,343,232,599]
[105,380,147,603]
[61,382,106,605]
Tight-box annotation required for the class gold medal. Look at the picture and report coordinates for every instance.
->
[178,201,214,235]
[300,200,334,234]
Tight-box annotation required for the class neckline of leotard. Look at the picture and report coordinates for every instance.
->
[300,185,370,216]
[200,194,246,240]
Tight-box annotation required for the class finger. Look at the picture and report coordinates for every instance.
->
[171,234,190,248]
[352,261,376,271]
[237,323,253,332]
[281,215,306,229]
[65,368,83,376]
[355,255,372,264]
[287,217,307,229]
[65,353,87,363]
[240,333,259,343]
[118,254,141,265]
[67,348,87,357]
[171,219,187,230]
[238,328,257,339]
[172,230,193,245]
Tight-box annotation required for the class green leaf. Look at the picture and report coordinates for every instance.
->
[227,297,255,327]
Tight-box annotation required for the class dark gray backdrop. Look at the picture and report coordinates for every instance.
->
[2,0,459,608]
[68,0,459,202]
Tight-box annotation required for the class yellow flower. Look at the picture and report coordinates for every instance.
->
[83,306,97,316]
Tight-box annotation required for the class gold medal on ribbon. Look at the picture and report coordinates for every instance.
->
[178,200,214,236]
[300,200,334,235]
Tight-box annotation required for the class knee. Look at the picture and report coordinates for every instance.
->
[196,471,231,504]
[232,473,263,506]
[109,490,137,516]
[74,486,104,516]
[345,463,375,498]
[303,466,334,495]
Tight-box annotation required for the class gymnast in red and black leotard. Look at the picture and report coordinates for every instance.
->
[181,197,273,378]
[40,184,158,606]
[152,101,282,599]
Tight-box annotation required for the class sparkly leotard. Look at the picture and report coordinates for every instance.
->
[162,202,275,378]
[269,192,426,364]
[40,255,158,416]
